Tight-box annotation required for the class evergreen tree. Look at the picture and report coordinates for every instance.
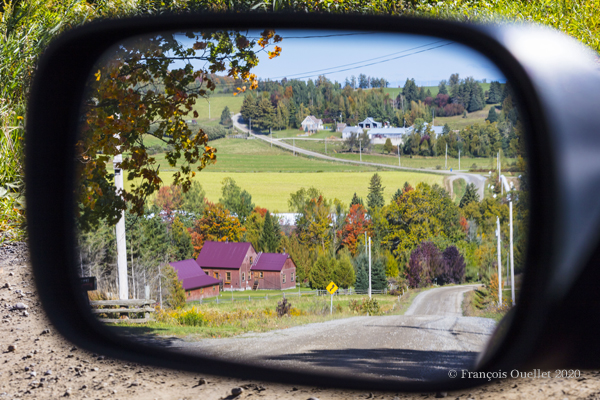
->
[487,81,502,104]
[391,188,403,203]
[308,254,335,289]
[163,264,186,309]
[486,106,498,123]
[350,192,363,207]
[438,80,448,95]
[402,78,418,107]
[333,254,356,289]
[367,173,385,210]
[220,106,232,127]
[219,177,255,224]
[240,94,258,122]
[371,256,388,290]
[258,211,281,253]
[468,83,485,112]
[459,183,480,208]
[383,138,394,154]
[170,217,193,261]
[255,96,275,131]
[354,253,369,291]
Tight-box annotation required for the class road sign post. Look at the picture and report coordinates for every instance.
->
[326,281,339,315]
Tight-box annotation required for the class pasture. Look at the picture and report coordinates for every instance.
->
[140,170,442,211]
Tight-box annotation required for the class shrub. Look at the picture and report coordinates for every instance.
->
[177,308,207,327]
[360,298,381,315]
[348,299,361,313]
[276,298,292,317]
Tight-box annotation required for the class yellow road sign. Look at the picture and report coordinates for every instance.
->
[326,281,338,295]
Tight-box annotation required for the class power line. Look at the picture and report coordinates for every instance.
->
[268,39,450,80]
[284,41,455,81]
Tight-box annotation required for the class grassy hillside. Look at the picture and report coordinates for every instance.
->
[138,170,443,212]
[189,94,244,122]
[383,82,494,99]
[433,104,498,130]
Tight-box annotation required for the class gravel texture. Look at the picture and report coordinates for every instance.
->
[3,242,600,399]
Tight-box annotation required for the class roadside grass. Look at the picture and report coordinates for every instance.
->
[136,170,443,211]
[452,178,467,204]
[462,286,511,323]
[108,293,406,340]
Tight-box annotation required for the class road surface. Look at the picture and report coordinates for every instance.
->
[232,114,487,199]
[138,285,495,382]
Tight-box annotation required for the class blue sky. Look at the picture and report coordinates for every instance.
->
[174,30,506,87]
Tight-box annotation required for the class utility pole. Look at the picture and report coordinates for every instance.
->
[510,201,515,305]
[113,138,128,300]
[249,117,251,134]
[359,138,362,162]
[270,127,272,148]
[397,143,401,166]
[293,138,295,156]
[368,236,372,300]
[459,149,461,170]
[496,216,502,307]
[445,142,448,169]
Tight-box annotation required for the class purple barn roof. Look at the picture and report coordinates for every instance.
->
[251,253,291,272]
[180,273,221,291]
[196,241,255,270]
[170,259,221,290]
[170,259,203,279]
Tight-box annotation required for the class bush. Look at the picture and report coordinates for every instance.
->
[177,308,207,326]
[276,298,292,317]
[360,298,381,315]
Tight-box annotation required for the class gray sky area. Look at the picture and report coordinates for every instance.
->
[175,30,506,87]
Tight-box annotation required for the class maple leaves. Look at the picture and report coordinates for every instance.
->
[76,30,282,230]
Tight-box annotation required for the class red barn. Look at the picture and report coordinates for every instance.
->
[170,259,221,301]
[196,242,258,291]
[250,253,297,290]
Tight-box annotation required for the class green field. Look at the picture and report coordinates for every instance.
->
[281,138,515,171]
[434,103,498,130]
[190,94,244,122]
[383,82,493,100]
[134,170,442,211]
[148,138,386,173]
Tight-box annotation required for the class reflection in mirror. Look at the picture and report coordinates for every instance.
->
[75,29,528,382]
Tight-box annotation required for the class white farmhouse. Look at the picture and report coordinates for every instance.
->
[300,116,323,133]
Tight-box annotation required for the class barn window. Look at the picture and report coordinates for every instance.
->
[226,272,231,282]
[259,271,264,278]
[242,272,245,281]
[200,288,204,294]
[282,274,286,284]
[214,272,218,279]
[291,272,295,282]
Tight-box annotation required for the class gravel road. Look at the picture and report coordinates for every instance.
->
[4,243,600,399]
[146,285,495,383]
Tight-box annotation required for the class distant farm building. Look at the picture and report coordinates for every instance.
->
[367,127,408,145]
[251,253,297,290]
[300,116,323,133]
[358,117,382,130]
[336,123,347,132]
[341,126,364,139]
[196,242,256,291]
[170,259,221,301]
[195,241,297,291]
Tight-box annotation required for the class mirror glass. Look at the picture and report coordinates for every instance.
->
[74,29,528,383]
